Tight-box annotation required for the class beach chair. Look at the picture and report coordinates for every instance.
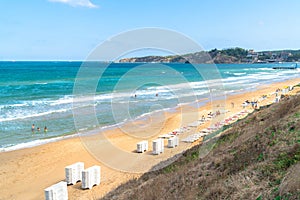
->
[44,181,68,200]
[81,165,101,189]
[182,135,197,143]
[65,162,84,185]
[201,128,212,134]
[174,127,187,134]
[182,137,191,143]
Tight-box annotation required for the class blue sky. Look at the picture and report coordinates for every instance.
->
[0,0,300,60]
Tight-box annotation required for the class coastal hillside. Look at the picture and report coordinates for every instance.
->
[119,48,300,63]
[102,93,300,200]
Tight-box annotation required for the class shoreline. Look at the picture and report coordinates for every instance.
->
[1,62,299,151]
[0,77,283,153]
[0,77,300,199]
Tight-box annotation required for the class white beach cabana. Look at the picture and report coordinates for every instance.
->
[167,136,179,148]
[152,138,164,155]
[81,165,101,189]
[44,181,68,200]
[136,140,148,153]
[65,162,84,185]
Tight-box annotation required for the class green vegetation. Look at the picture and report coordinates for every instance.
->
[119,47,300,63]
[274,147,300,171]
[209,47,248,59]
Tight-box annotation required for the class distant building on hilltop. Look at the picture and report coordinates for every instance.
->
[246,49,258,63]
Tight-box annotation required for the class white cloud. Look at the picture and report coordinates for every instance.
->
[48,0,98,8]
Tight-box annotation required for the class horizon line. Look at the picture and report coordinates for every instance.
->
[1,47,299,62]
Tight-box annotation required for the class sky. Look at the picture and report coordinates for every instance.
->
[0,0,300,60]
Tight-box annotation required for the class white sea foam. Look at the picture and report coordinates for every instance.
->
[233,72,247,76]
[50,95,73,106]
[35,82,48,85]
[0,108,69,122]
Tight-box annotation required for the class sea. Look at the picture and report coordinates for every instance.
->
[0,61,299,151]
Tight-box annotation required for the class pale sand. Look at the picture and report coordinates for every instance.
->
[0,78,300,200]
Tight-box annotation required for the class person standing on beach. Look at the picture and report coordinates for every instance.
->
[31,124,35,132]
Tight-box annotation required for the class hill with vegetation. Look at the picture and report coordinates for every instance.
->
[119,48,300,64]
[102,92,300,200]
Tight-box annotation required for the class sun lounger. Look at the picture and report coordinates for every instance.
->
[136,140,148,153]
[200,129,212,134]
[199,132,207,137]
[188,122,197,127]
[207,127,218,131]
[81,165,101,189]
[206,115,213,119]
[175,127,190,133]
[182,133,203,143]
[220,109,229,114]
[198,119,206,123]
[173,129,181,134]
[152,138,164,155]
[65,162,84,185]
[181,136,194,143]
[170,131,179,135]
[44,181,68,200]
[198,131,208,136]
[189,121,204,127]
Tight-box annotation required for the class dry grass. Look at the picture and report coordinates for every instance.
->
[101,94,300,200]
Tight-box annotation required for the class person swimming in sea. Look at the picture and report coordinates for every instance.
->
[44,126,48,133]
[31,124,35,132]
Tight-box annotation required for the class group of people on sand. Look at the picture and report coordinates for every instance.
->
[31,124,47,133]
[275,88,281,97]
[242,100,258,109]
[206,110,222,119]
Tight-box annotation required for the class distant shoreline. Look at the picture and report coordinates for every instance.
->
[1,48,300,63]
[119,47,300,64]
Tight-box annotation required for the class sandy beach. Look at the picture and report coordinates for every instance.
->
[1,78,300,200]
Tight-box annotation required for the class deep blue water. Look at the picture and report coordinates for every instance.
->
[0,61,299,151]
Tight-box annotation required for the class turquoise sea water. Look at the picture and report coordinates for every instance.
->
[0,61,299,151]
